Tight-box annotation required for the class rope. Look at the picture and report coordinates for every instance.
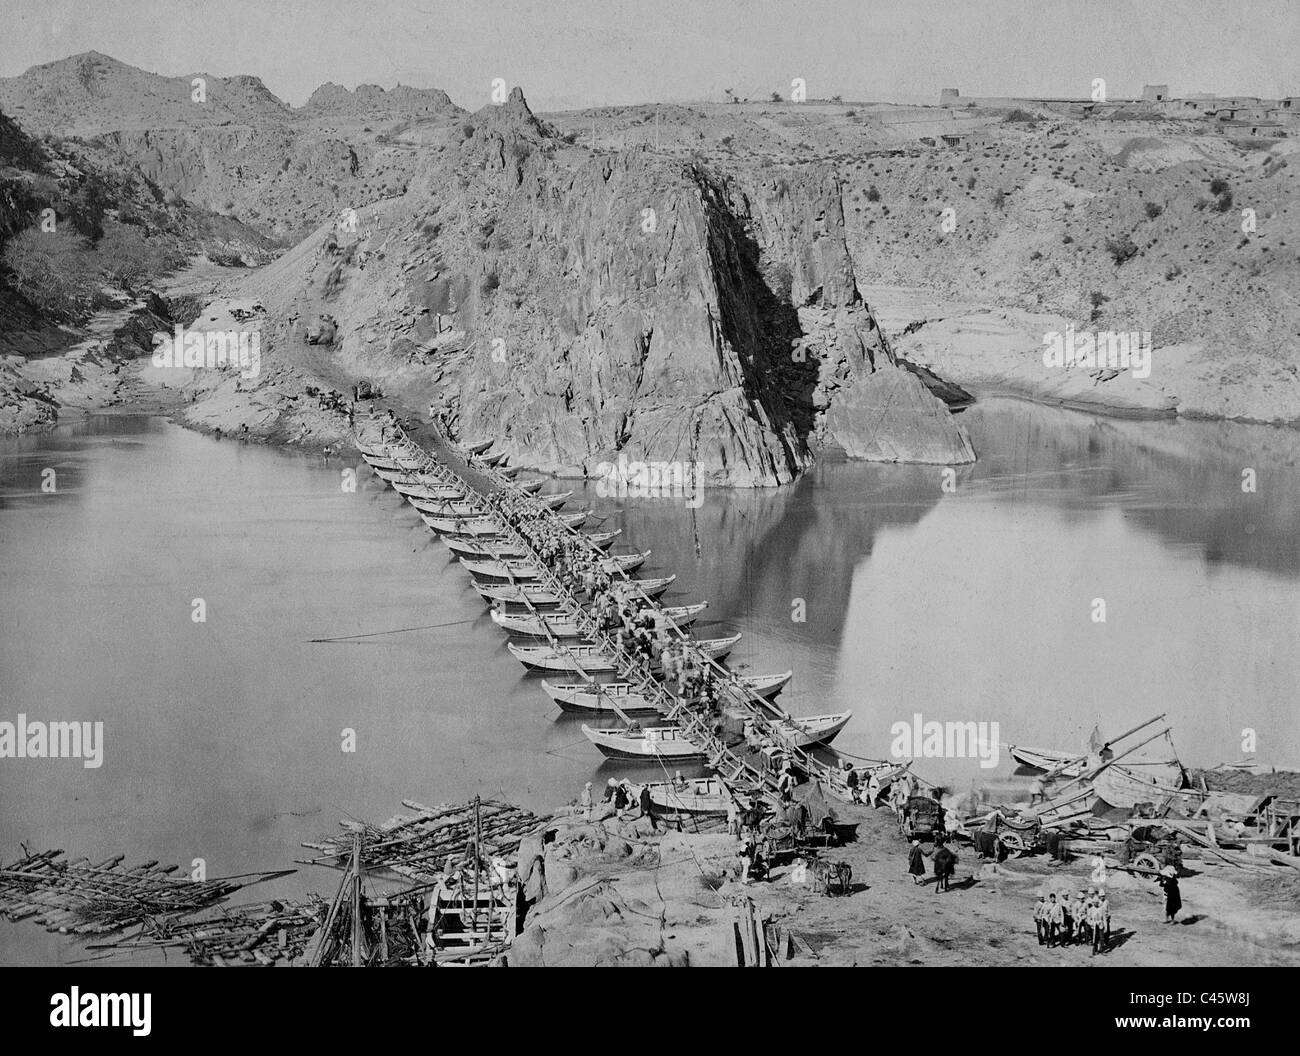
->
[307,617,479,643]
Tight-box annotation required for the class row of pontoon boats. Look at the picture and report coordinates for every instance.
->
[355,428,853,770]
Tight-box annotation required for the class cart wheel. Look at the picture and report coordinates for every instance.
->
[1132,852,1161,875]
[1000,832,1025,852]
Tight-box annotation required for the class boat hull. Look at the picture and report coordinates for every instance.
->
[581,725,708,762]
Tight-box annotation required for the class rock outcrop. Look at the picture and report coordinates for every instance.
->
[437,96,973,482]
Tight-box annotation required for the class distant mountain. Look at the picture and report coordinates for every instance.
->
[0,53,469,239]
[0,51,292,135]
[303,82,460,118]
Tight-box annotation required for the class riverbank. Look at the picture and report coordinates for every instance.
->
[7,268,1300,458]
[515,797,1300,967]
[865,284,1300,426]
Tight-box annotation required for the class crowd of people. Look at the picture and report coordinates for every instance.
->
[485,488,738,712]
[1034,889,1114,955]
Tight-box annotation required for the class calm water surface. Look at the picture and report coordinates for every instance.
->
[1,400,1297,963]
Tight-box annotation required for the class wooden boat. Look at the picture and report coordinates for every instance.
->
[459,550,648,582]
[477,451,508,467]
[407,495,488,516]
[642,776,731,815]
[770,711,853,748]
[391,480,468,501]
[515,479,545,494]
[476,573,675,606]
[1092,761,1200,810]
[445,529,621,560]
[496,465,521,479]
[377,465,458,485]
[461,439,494,455]
[1006,714,1172,783]
[540,492,571,510]
[540,668,788,714]
[419,513,504,536]
[361,452,430,473]
[366,458,437,480]
[507,642,622,673]
[581,724,708,762]
[492,601,706,639]
[508,632,739,673]
[1007,744,1088,777]
[422,510,587,535]
[730,670,792,700]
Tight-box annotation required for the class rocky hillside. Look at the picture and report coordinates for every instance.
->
[205,88,972,483]
[0,101,275,432]
[833,121,1300,420]
[0,53,463,240]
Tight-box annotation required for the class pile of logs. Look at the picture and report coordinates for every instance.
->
[300,798,544,882]
[0,848,293,936]
[85,899,326,966]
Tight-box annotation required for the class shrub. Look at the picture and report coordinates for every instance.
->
[1209,177,1229,196]
[2,227,99,319]
[1144,201,1163,219]
[865,185,880,202]
[1215,191,1234,213]
[1105,234,1138,265]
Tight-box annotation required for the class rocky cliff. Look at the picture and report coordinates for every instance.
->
[232,88,973,483]
[1,53,976,477]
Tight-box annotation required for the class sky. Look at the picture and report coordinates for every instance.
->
[1,0,1296,111]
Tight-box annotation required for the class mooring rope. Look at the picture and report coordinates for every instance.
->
[308,617,479,643]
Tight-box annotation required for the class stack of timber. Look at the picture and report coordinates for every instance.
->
[84,898,327,966]
[0,848,292,936]
[300,798,543,883]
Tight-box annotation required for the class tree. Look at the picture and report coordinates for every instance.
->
[770,91,782,103]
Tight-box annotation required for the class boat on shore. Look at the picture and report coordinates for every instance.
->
[1092,761,1201,810]
[1006,744,1088,777]
[640,776,732,815]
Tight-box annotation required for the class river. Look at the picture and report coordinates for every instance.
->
[1,398,1297,963]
